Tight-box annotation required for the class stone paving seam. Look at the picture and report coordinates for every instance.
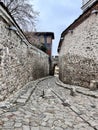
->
[56,78,98,98]
[49,88,97,130]
[0,76,53,110]
[48,78,98,130]
[69,106,98,130]
[0,77,98,130]
[24,76,53,103]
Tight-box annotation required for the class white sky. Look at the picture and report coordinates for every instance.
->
[30,0,82,56]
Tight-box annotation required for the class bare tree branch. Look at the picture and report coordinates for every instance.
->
[1,0,39,31]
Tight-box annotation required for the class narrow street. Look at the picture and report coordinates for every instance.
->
[0,76,98,130]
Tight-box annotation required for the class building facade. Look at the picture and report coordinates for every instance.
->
[0,2,49,100]
[82,0,97,11]
[25,32,54,56]
[58,0,98,88]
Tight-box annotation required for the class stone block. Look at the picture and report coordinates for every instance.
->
[0,18,49,100]
[59,13,98,88]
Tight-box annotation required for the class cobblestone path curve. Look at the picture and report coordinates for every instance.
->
[0,76,98,130]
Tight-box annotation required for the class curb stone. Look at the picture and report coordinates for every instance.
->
[56,78,98,98]
[0,76,53,109]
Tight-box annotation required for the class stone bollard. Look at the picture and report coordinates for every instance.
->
[70,87,76,96]
[89,80,98,91]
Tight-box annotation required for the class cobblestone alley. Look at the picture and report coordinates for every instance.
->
[0,76,98,130]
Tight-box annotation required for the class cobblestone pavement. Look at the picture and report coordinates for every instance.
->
[0,76,98,130]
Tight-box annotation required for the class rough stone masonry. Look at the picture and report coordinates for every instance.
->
[59,2,98,88]
[0,2,49,101]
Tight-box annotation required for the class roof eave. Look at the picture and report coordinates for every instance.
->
[58,1,98,53]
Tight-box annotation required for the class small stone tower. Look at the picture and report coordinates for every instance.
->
[81,0,97,11]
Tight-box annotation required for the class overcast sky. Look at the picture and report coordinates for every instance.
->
[30,0,82,56]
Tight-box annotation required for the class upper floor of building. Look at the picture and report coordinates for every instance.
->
[81,0,97,11]
[25,32,54,56]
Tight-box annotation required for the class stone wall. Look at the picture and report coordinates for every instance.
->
[0,18,49,101]
[59,13,98,88]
